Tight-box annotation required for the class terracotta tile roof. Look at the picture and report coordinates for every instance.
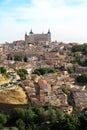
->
[38,79,48,88]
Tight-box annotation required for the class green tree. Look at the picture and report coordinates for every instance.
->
[56,108,64,122]
[68,68,75,74]
[61,86,70,95]
[14,55,22,61]
[16,119,25,130]
[15,109,25,121]
[33,107,45,124]
[79,114,87,130]
[48,107,57,123]
[17,69,28,80]
[71,44,87,53]
[76,73,87,83]
[72,56,82,64]
[0,113,7,125]
[25,108,36,125]
[0,67,10,79]
[0,67,6,74]
[61,114,80,130]
[0,124,4,130]
[73,108,81,117]
[4,72,10,79]
[33,67,55,75]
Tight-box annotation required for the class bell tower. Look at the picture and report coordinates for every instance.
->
[47,29,51,42]
[25,32,27,41]
[29,29,34,42]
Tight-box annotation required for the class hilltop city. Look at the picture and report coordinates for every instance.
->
[0,30,87,129]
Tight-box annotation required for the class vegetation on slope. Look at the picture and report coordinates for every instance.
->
[76,73,87,83]
[0,106,87,130]
[17,69,28,80]
[33,67,56,75]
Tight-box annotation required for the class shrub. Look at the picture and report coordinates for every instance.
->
[33,67,55,75]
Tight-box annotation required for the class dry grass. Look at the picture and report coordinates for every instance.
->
[0,87,28,104]
[0,74,10,85]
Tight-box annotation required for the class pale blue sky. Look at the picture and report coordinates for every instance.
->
[0,0,87,43]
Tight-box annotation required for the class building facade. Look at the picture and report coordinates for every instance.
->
[25,29,51,43]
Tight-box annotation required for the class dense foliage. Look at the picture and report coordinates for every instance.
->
[80,59,87,66]
[0,67,10,78]
[76,73,87,83]
[71,44,87,66]
[33,67,56,75]
[71,44,87,54]
[71,55,87,67]
[68,68,75,74]
[0,67,6,74]
[17,69,28,80]
[0,106,87,130]
[14,55,22,61]
[61,86,70,95]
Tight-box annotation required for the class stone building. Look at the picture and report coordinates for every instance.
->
[71,89,87,110]
[74,64,87,73]
[25,29,51,43]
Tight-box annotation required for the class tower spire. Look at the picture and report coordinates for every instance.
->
[30,29,33,34]
[48,29,51,34]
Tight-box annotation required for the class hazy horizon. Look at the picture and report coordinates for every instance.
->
[0,0,87,43]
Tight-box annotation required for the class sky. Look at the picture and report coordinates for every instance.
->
[0,0,87,43]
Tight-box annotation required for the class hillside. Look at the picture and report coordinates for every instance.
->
[0,87,28,104]
[0,74,10,85]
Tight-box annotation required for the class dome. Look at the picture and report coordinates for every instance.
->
[38,78,51,92]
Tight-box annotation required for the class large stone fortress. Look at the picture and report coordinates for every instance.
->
[25,29,51,43]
